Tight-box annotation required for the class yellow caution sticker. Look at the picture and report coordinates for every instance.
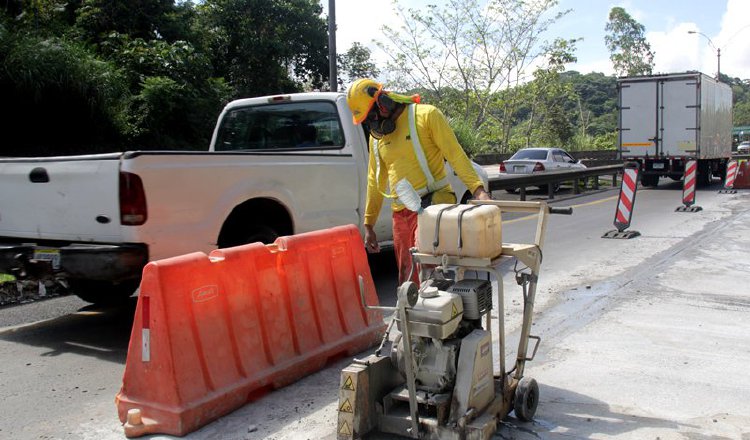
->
[342,375,355,391]
[339,399,353,413]
[452,303,458,318]
[339,421,352,435]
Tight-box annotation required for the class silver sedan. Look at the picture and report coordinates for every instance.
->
[499,147,586,193]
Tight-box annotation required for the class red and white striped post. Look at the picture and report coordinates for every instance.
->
[720,160,738,193]
[676,160,702,212]
[603,163,640,239]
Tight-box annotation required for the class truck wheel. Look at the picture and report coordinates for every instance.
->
[70,279,138,306]
[640,175,659,187]
[219,224,279,248]
[514,377,539,422]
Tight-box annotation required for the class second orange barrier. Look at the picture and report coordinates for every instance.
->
[115,224,385,437]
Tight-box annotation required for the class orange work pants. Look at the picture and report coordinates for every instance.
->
[393,209,420,285]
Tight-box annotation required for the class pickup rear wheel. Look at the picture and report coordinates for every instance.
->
[219,224,279,248]
[218,199,291,248]
[70,279,138,306]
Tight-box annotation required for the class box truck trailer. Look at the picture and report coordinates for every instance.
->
[617,72,732,187]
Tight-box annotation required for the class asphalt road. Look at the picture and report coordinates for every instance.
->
[1,180,749,439]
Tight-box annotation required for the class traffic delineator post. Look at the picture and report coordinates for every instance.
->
[719,160,738,194]
[676,159,703,212]
[115,225,385,438]
[603,163,641,239]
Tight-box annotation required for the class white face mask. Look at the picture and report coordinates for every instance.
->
[394,179,423,213]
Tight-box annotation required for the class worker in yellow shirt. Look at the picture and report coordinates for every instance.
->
[346,78,491,285]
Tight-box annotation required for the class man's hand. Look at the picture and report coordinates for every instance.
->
[364,224,380,253]
[472,187,492,201]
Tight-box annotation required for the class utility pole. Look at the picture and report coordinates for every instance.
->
[717,47,721,81]
[688,30,720,81]
[328,0,337,92]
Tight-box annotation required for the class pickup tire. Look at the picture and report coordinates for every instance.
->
[70,279,138,306]
[221,224,279,248]
[217,199,292,248]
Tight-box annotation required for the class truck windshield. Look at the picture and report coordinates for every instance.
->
[215,101,345,151]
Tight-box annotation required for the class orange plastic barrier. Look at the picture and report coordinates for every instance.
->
[734,161,750,189]
[115,225,385,437]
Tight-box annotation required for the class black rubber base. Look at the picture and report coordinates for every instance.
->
[602,229,641,239]
[675,205,703,212]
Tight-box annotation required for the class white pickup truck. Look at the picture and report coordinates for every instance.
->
[0,92,487,304]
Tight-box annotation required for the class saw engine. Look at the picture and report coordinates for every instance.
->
[388,278,495,424]
[392,279,492,389]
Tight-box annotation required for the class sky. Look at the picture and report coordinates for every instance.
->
[323,0,750,80]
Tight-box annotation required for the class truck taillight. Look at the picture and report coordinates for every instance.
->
[533,162,545,172]
[499,162,507,172]
[120,172,147,226]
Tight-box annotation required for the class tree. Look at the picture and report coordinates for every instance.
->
[75,0,175,44]
[337,42,379,88]
[377,0,570,152]
[604,7,654,76]
[0,33,128,155]
[520,38,577,147]
[196,0,329,97]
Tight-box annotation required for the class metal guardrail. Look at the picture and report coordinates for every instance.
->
[488,164,625,201]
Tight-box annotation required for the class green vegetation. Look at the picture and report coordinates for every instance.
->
[605,7,655,76]
[0,274,14,284]
[1,1,749,158]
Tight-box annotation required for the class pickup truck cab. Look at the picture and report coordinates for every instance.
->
[0,92,487,304]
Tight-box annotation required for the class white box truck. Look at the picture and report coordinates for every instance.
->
[618,72,732,186]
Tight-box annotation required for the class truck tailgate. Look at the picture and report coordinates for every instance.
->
[0,155,124,242]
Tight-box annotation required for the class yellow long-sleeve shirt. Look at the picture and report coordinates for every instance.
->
[364,103,484,226]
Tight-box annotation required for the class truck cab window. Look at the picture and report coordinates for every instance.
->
[215,101,345,152]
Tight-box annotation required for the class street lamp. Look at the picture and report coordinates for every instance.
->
[688,30,720,80]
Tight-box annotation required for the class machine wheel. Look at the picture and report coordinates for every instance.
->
[70,279,139,305]
[513,377,539,422]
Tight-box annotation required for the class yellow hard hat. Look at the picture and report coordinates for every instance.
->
[346,78,382,125]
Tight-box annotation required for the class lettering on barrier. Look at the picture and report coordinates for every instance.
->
[191,285,219,303]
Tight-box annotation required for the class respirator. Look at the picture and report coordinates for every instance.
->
[365,91,399,138]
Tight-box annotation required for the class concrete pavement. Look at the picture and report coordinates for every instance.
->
[498,193,750,439]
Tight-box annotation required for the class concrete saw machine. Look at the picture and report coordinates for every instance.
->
[337,200,571,439]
